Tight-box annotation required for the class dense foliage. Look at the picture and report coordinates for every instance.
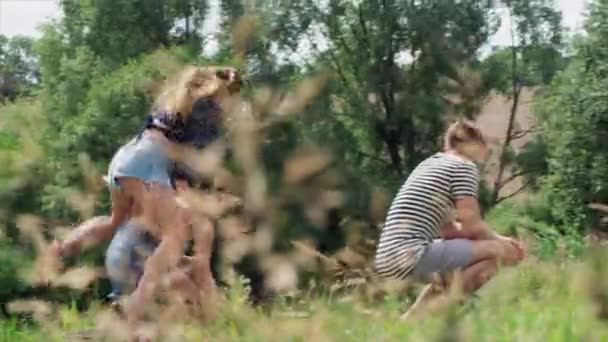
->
[0,0,606,323]
[536,0,608,233]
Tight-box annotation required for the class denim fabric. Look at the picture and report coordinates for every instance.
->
[106,135,172,188]
[105,221,158,297]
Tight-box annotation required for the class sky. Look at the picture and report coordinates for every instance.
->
[0,0,589,49]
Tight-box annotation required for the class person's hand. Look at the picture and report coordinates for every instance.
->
[497,235,525,261]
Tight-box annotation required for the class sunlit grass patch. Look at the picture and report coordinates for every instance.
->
[15,255,602,341]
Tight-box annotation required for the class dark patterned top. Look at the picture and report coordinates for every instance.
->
[143,98,222,148]
[168,161,211,189]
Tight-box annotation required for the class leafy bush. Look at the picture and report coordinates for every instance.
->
[38,49,189,220]
[485,196,583,259]
[534,1,608,234]
[0,242,29,303]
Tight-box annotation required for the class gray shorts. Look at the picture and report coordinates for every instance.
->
[411,239,473,282]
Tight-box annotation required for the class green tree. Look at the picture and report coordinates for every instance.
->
[272,1,499,189]
[60,0,190,67]
[486,0,563,206]
[18,0,221,222]
[536,0,608,233]
[0,35,39,102]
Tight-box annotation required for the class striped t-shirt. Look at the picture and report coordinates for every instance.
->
[374,152,479,279]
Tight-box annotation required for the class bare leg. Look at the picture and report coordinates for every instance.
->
[121,179,190,324]
[461,259,498,293]
[168,269,201,305]
[55,188,132,257]
[458,239,521,294]
[189,214,216,296]
[402,238,521,319]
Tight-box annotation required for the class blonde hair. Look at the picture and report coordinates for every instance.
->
[444,119,486,150]
[153,65,241,120]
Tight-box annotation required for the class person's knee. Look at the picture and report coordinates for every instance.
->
[471,240,503,261]
[472,240,521,266]
[497,240,523,266]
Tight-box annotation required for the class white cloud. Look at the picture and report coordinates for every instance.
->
[0,0,62,37]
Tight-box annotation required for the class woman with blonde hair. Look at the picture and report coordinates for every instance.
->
[52,65,243,324]
[375,120,524,293]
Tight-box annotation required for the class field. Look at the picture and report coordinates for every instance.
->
[1,1,608,341]
[2,257,606,341]
[2,206,606,342]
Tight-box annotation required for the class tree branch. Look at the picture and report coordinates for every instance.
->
[495,179,533,205]
[348,4,371,60]
[310,3,355,56]
[498,169,530,189]
[353,149,389,165]
[490,7,522,206]
[510,126,542,141]
[304,25,355,95]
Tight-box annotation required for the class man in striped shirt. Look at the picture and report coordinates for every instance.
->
[375,120,524,293]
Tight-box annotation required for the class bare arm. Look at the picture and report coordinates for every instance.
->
[441,196,499,240]
[438,220,462,239]
[442,198,525,262]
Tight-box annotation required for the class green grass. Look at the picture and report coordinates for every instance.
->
[1,202,603,341]
[2,253,606,342]
[0,319,37,342]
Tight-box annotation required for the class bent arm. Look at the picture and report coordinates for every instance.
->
[442,197,499,240]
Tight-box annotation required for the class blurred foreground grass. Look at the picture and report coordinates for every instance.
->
[2,250,606,342]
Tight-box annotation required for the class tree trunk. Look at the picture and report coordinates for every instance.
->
[185,16,190,38]
[490,46,521,206]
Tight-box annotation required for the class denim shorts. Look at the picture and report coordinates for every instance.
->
[105,221,158,297]
[106,135,172,188]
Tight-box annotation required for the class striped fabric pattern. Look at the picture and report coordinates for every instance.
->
[374,152,479,279]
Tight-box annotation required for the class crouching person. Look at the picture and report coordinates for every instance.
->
[374,120,524,294]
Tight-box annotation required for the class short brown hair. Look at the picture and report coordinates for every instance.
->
[444,119,486,149]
